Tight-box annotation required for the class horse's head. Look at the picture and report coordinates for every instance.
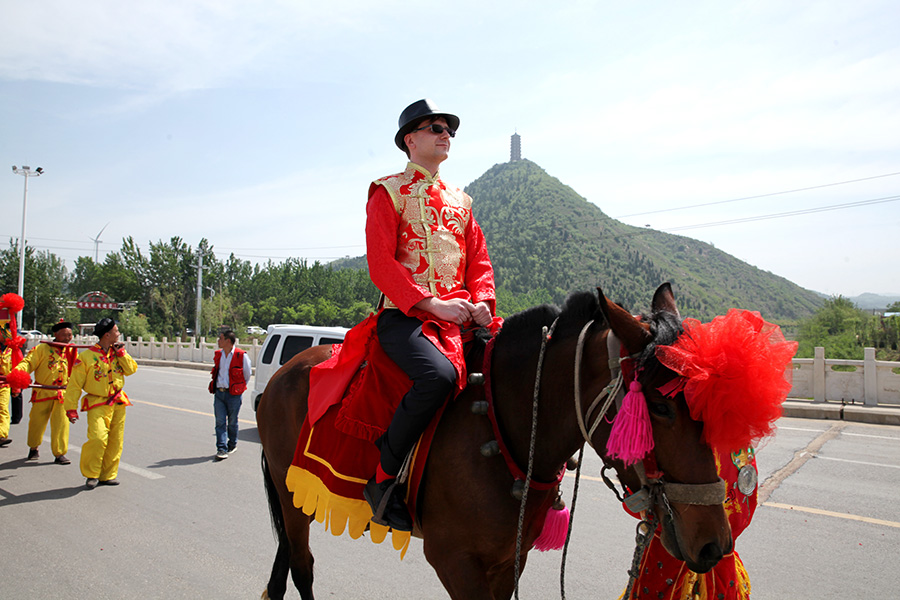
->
[595,283,732,574]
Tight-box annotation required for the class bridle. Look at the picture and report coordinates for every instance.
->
[569,319,727,598]
[514,316,729,600]
[573,319,727,508]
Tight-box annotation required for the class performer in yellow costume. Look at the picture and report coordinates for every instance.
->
[1,293,28,448]
[64,317,137,489]
[0,346,11,447]
[15,320,78,463]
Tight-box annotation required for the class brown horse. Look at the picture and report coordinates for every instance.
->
[257,283,732,599]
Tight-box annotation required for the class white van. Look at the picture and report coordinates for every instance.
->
[252,324,348,410]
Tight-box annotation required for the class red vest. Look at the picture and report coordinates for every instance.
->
[209,348,248,395]
[370,163,473,308]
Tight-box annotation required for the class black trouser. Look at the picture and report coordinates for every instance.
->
[376,309,456,476]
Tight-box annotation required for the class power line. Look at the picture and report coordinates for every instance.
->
[658,194,900,233]
[554,191,900,233]
[615,170,900,219]
[0,234,95,245]
[216,244,365,251]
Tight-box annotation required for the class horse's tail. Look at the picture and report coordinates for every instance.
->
[261,450,287,544]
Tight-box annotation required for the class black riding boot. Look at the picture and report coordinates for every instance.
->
[364,477,413,531]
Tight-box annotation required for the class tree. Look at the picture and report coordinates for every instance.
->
[797,297,867,360]
[119,309,152,339]
[0,240,68,331]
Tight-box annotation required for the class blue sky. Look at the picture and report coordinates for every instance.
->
[1,0,898,298]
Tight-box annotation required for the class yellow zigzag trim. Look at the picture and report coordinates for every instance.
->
[285,465,411,558]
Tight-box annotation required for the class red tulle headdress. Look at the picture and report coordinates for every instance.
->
[655,309,798,452]
[1,292,27,367]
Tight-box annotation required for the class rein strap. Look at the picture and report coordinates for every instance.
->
[574,321,630,448]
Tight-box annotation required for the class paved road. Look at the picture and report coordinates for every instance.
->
[1,366,898,599]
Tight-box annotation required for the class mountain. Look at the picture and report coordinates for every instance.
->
[467,160,821,322]
[845,293,900,310]
[331,159,824,322]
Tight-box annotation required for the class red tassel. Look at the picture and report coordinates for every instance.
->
[606,380,654,466]
[533,504,570,552]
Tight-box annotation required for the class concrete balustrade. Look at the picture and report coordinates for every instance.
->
[69,335,262,366]
[789,347,900,406]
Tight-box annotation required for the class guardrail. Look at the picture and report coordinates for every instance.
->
[59,335,263,366]
[790,347,900,406]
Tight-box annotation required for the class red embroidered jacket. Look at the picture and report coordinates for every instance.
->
[366,162,495,315]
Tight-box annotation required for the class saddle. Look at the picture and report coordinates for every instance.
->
[285,311,495,558]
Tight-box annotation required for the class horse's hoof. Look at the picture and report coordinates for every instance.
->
[260,589,269,600]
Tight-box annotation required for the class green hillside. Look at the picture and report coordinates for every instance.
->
[467,160,822,322]
[331,159,823,323]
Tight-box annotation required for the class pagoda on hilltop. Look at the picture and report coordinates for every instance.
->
[510,132,521,162]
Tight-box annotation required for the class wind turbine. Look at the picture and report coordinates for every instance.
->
[89,222,110,262]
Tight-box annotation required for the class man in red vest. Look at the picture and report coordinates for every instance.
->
[209,329,251,460]
[363,99,496,530]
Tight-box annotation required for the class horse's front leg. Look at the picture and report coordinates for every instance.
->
[487,558,528,600]
[424,544,498,600]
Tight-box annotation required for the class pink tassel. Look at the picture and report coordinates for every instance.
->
[533,504,570,552]
[606,380,654,466]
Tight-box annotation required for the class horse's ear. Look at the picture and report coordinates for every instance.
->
[596,287,653,353]
[651,282,679,318]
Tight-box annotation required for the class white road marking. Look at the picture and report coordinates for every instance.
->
[842,431,900,441]
[132,398,256,425]
[44,436,165,480]
[764,502,900,529]
[813,455,900,469]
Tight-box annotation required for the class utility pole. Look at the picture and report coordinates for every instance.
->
[194,249,206,341]
[12,165,43,325]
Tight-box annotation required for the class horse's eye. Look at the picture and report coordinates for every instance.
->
[648,401,674,419]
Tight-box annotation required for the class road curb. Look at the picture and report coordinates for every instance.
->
[783,399,900,426]
[134,359,214,372]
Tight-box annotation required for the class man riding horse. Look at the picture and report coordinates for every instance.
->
[362,98,497,531]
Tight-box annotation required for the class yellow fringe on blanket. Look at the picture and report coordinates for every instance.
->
[285,464,412,558]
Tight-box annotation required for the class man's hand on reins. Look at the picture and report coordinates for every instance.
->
[469,301,492,327]
[415,296,478,326]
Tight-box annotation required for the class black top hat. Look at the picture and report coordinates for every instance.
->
[394,99,460,152]
[94,317,116,338]
[51,319,73,333]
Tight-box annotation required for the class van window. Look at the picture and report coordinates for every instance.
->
[280,335,314,365]
[261,334,281,364]
[320,337,344,346]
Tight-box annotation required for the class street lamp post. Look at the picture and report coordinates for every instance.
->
[11,165,44,326]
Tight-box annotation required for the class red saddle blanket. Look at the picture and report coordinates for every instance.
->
[285,310,499,557]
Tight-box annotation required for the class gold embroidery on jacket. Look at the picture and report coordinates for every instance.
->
[373,163,472,304]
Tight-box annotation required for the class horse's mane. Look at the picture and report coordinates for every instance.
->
[636,308,684,383]
[496,290,603,353]
[493,290,683,379]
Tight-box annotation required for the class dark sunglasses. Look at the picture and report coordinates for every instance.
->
[411,123,456,137]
